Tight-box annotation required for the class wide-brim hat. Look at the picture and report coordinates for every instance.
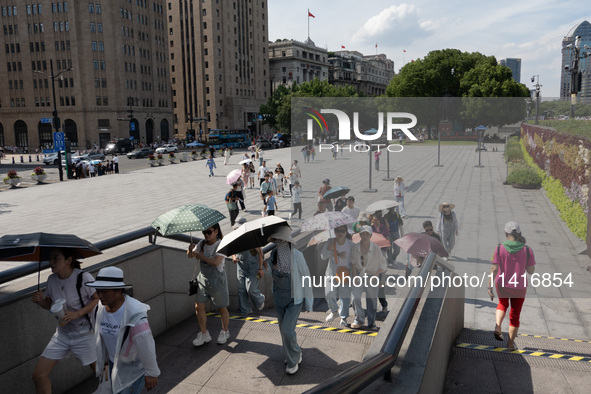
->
[267,226,296,245]
[357,212,370,222]
[395,176,403,181]
[86,267,132,289]
[439,202,455,212]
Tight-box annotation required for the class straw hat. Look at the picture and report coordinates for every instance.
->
[438,202,455,212]
[86,267,132,289]
[395,176,403,182]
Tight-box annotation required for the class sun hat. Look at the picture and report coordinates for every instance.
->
[357,212,370,222]
[86,267,132,289]
[267,226,296,244]
[438,202,455,212]
[395,176,403,181]
[359,225,373,235]
[504,221,521,234]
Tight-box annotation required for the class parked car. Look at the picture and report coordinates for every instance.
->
[78,152,105,161]
[255,141,273,149]
[43,152,64,165]
[104,138,134,154]
[127,147,154,159]
[186,141,206,148]
[155,144,178,154]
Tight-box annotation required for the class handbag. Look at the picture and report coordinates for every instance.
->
[188,258,199,296]
[92,365,112,394]
[333,245,350,282]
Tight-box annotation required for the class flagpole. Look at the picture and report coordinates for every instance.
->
[307,9,310,39]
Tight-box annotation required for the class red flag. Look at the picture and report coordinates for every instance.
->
[375,43,378,48]
[341,45,345,49]
[403,49,406,52]
[308,11,315,18]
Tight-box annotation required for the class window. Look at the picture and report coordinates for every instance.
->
[89,3,94,13]
[91,23,96,32]
[97,23,102,32]
[96,4,101,14]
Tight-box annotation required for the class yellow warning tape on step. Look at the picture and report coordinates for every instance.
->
[467,328,591,343]
[206,313,378,337]
[456,342,591,362]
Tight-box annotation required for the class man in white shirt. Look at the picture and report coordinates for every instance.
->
[113,154,119,174]
[341,196,360,230]
[257,160,268,186]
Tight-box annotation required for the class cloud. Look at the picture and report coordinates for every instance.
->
[352,4,431,46]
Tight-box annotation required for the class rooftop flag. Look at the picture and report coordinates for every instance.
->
[308,11,315,18]
[341,45,346,49]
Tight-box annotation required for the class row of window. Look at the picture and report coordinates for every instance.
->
[7,61,22,72]
[94,78,107,88]
[30,41,46,52]
[9,80,24,90]
[51,3,68,13]
[53,21,70,32]
[55,40,71,51]
[95,96,108,106]
[2,6,17,17]
[90,23,103,33]
[3,24,18,35]
[89,4,103,14]
[91,41,105,52]
[5,43,21,53]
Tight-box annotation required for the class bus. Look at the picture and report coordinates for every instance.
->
[208,129,251,149]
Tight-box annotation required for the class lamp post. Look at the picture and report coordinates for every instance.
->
[565,36,590,118]
[530,75,541,125]
[34,60,73,181]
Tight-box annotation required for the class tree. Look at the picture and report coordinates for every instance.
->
[386,49,531,134]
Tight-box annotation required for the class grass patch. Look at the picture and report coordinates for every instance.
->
[525,119,591,140]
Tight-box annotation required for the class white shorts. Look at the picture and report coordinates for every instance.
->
[41,329,96,366]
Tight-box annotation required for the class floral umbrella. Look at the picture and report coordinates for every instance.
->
[301,211,357,232]
[226,169,242,185]
[151,204,226,236]
[351,232,390,249]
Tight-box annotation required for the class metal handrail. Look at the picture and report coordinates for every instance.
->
[0,226,302,286]
[304,252,453,394]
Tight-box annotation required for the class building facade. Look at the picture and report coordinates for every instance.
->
[328,50,394,96]
[498,58,521,83]
[0,1,173,150]
[268,38,328,92]
[560,20,591,104]
[167,0,268,140]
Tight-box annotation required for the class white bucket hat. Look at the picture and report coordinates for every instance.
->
[267,226,296,245]
[86,267,132,289]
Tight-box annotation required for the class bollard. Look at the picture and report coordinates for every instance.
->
[29,155,32,162]
[12,157,15,164]
[37,155,40,161]
[20,155,24,163]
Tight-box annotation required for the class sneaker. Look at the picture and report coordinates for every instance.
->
[340,318,348,327]
[351,321,363,329]
[286,364,299,375]
[257,302,265,311]
[382,306,388,312]
[217,330,230,345]
[325,312,337,322]
[368,324,377,330]
[288,213,292,220]
[192,331,212,347]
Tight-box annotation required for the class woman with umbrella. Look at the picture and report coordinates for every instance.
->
[187,223,231,347]
[241,163,251,191]
[267,227,313,375]
[31,248,99,393]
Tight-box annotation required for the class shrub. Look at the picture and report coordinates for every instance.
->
[148,154,155,160]
[506,164,542,186]
[6,170,18,179]
[32,166,46,176]
[505,143,523,162]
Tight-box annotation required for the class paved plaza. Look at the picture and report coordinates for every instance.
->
[2,142,591,392]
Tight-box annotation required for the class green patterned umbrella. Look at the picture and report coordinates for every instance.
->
[151,204,226,236]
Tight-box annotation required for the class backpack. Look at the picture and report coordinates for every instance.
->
[76,271,93,330]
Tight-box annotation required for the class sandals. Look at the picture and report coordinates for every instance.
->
[507,343,518,351]
[494,325,503,341]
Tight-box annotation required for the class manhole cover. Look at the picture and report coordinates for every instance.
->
[540,242,551,246]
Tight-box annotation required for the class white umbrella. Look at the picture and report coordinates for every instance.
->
[217,216,291,256]
[365,200,399,214]
[239,158,252,165]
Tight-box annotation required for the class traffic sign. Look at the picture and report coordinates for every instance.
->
[43,149,57,154]
[258,115,263,120]
[41,117,52,123]
[53,132,65,150]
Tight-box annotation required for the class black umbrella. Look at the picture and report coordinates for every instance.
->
[0,233,102,290]
[322,186,350,200]
[216,216,290,256]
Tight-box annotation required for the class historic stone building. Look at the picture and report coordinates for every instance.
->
[328,50,394,96]
[0,1,173,150]
[167,0,268,139]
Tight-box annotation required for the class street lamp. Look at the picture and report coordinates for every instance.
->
[33,59,73,181]
[531,75,541,125]
[565,36,589,118]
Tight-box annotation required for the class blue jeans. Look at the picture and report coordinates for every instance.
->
[326,284,351,320]
[237,258,265,314]
[109,360,145,394]
[352,280,379,326]
[395,196,405,216]
[273,270,302,369]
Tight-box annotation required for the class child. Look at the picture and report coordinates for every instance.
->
[264,190,277,216]
[206,155,216,177]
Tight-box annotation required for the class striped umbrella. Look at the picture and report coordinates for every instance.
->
[151,204,226,236]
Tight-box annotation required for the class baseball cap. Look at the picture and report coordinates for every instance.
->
[359,225,372,235]
[504,221,520,233]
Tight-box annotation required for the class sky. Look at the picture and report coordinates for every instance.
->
[268,0,591,98]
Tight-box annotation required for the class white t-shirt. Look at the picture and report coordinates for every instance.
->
[258,166,268,178]
[333,239,353,269]
[100,300,126,362]
[46,269,95,333]
[193,239,225,272]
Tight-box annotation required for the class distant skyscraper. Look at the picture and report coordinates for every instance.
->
[498,58,521,83]
[560,21,591,103]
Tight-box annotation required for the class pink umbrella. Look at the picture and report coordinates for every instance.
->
[351,232,390,249]
[226,169,242,185]
[394,232,448,258]
[301,211,356,232]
